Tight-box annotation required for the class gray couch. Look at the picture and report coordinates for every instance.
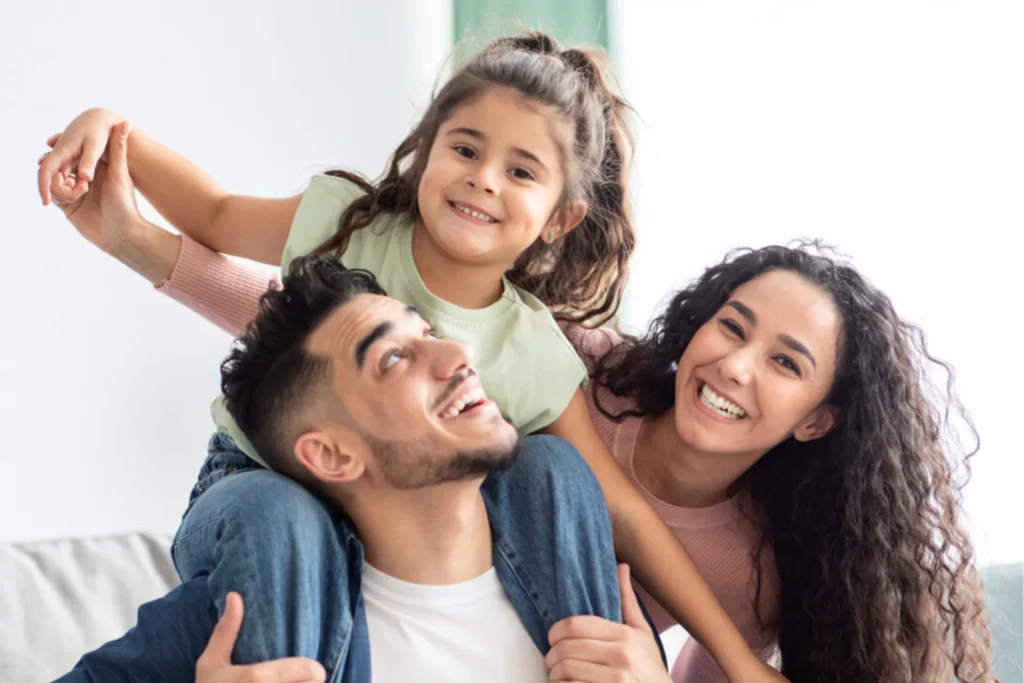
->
[2,533,1021,682]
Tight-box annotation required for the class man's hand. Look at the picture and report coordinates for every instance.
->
[196,592,326,683]
[546,564,671,682]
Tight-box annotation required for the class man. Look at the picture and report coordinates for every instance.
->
[57,252,665,682]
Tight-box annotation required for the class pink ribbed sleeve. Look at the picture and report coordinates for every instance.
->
[156,235,282,337]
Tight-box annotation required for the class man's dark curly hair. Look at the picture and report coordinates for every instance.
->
[220,255,386,476]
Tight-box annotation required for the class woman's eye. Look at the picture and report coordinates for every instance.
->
[775,355,801,376]
[720,319,745,339]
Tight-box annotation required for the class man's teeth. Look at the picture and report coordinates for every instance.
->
[441,388,487,418]
[699,384,747,419]
[453,203,496,223]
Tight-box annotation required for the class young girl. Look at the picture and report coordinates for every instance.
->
[42,33,782,681]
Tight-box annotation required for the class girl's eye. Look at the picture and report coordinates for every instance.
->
[425,328,438,339]
[720,318,745,339]
[454,145,477,160]
[510,167,534,181]
[774,355,801,376]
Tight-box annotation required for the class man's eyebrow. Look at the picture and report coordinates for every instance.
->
[355,322,393,369]
[353,307,419,369]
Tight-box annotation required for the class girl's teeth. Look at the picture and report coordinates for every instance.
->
[454,203,495,222]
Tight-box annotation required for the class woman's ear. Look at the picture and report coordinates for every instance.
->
[794,404,839,442]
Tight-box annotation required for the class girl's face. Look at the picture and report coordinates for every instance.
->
[416,86,586,271]
[672,270,842,458]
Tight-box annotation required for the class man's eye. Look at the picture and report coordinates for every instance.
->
[381,350,403,371]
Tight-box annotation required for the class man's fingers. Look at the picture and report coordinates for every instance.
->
[549,615,629,646]
[545,637,630,670]
[200,591,244,667]
[548,657,616,682]
[240,658,327,683]
[618,564,649,632]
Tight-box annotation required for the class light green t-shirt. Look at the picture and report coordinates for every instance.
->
[212,174,587,466]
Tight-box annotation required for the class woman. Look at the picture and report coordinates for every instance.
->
[571,243,994,682]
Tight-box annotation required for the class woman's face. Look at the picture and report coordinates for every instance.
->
[672,269,842,457]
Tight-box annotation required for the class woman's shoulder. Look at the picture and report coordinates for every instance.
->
[559,322,629,370]
[559,322,642,440]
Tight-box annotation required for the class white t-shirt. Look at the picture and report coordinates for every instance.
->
[362,563,547,682]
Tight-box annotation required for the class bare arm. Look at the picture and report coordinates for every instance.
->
[544,390,785,683]
[125,127,301,264]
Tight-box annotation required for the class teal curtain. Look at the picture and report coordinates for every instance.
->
[453,0,609,60]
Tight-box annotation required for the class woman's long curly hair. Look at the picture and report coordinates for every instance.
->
[314,31,635,325]
[592,241,994,682]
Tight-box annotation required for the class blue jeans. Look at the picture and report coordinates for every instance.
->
[55,434,652,682]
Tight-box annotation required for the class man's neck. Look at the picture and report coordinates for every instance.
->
[348,480,494,585]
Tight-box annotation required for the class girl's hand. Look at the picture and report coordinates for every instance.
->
[38,107,125,206]
[41,120,144,256]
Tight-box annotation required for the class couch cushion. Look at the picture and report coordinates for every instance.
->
[0,532,178,683]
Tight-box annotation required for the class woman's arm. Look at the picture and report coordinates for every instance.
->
[158,235,281,337]
[544,390,786,683]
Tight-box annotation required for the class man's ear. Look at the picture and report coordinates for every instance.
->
[293,428,366,484]
[793,404,839,442]
[542,200,588,243]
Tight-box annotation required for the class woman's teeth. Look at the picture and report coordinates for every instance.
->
[699,383,747,419]
[452,202,496,223]
[441,388,486,418]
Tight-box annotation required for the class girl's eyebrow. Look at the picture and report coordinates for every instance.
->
[446,126,548,171]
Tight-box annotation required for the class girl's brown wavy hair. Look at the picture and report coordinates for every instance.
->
[314,31,635,325]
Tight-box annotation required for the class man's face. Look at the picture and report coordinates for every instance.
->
[305,294,519,488]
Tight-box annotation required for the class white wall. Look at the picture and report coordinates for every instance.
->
[3,0,1018,569]
[0,0,452,542]
[611,0,1023,569]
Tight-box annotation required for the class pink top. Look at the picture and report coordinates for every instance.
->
[159,235,779,682]
[566,327,779,682]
